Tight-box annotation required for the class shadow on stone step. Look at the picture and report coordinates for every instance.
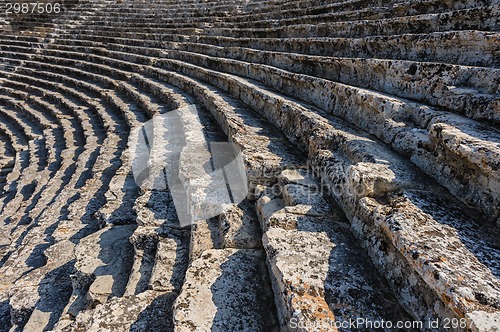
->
[129,292,177,332]
[321,221,417,330]
[93,226,136,301]
[210,250,279,332]
[31,260,75,331]
[0,300,11,332]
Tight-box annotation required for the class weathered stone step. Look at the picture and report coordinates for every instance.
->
[0,88,61,131]
[0,46,186,332]
[57,290,177,332]
[257,170,416,331]
[0,128,124,311]
[73,225,136,307]
[48,225,136,332]
[0,71,109,144]
[126,225,190,296]
[6,240,75,332]
[173,248,279,332]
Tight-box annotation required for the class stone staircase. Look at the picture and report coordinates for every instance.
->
[0,0,498,331]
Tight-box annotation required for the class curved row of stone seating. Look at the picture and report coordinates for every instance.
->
[7,33,494,123]
[21,28,497,68]
[17,0,497,37]
[2,33,498,223]
[68,5,499,39]
[0,56,152,330]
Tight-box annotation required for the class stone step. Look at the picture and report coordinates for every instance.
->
[57,290,177,332]
[71,225,136,309]
[173,248,279,332]
[7,240,75,332]
[134,227,189,294]
[258,170,416,331]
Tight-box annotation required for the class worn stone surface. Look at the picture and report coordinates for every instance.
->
[189,218,221,262]
[218,200,262,249]
[173,249,278,332]
[60,290,176,332]
[149,237,189,292]
[465,311,500,332]
[74,225,136,306]
[134,190,180,228]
